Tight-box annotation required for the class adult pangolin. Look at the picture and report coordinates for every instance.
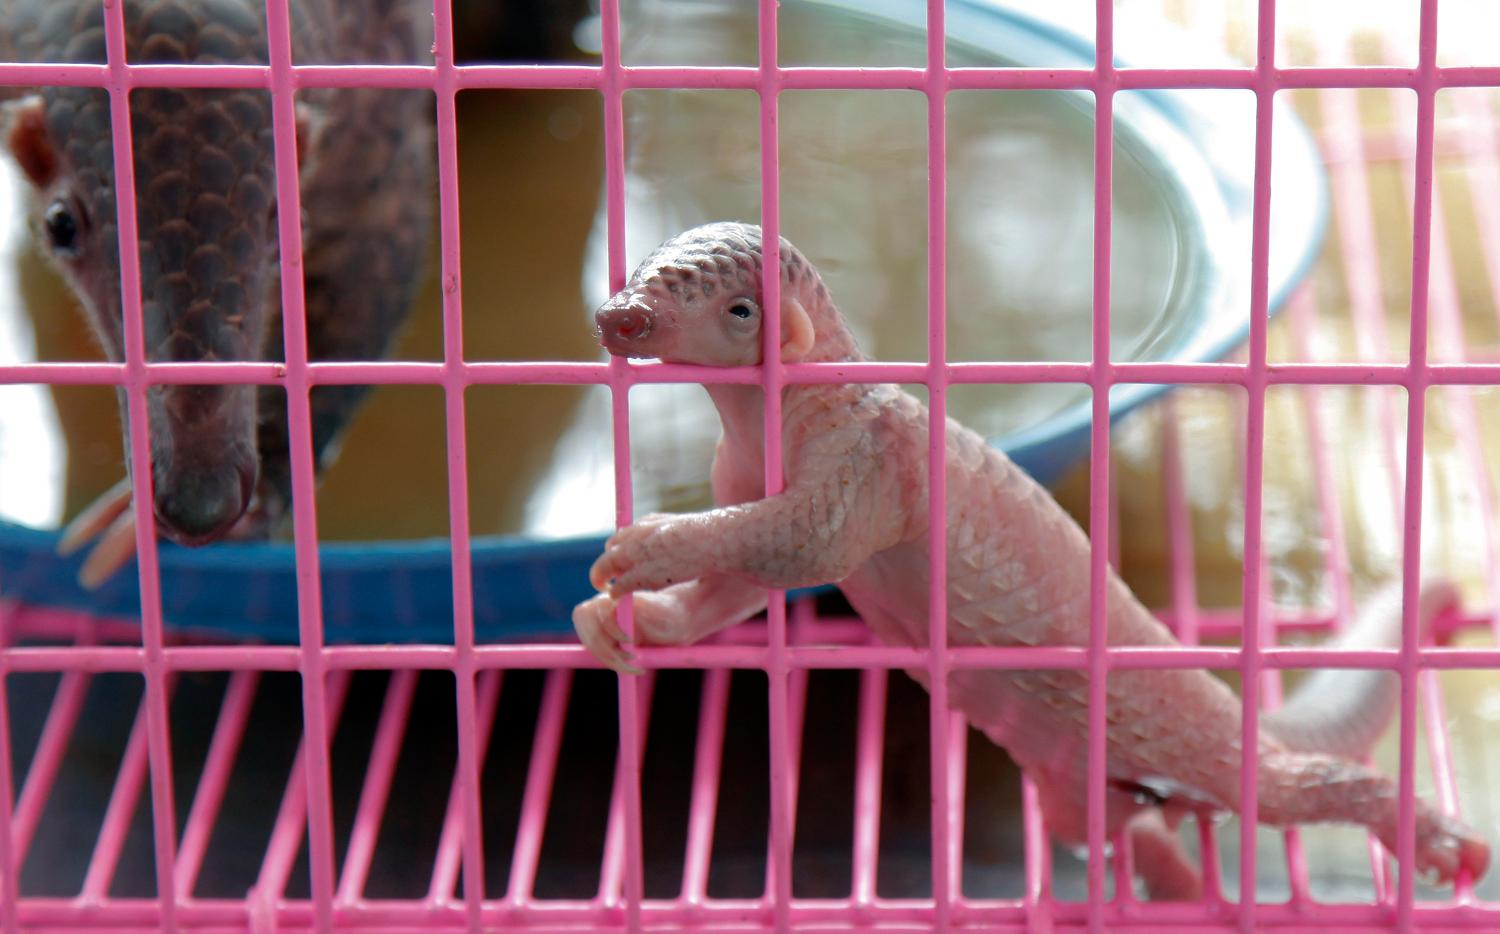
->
[1,0,432,585]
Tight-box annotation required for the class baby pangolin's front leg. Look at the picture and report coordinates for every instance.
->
[590,399,908,602]
[590,452,899,598]
[573,574,769,675]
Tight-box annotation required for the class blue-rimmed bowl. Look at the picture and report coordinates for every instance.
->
[0,0,1326,643]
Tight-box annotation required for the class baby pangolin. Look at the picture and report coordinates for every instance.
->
[573,221,1489,897]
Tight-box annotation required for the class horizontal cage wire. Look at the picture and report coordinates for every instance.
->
[0,0,1496,932]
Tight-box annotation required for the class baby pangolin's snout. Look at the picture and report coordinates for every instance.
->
[596,303,652,343]
[594,295,661,356]
[610,309,651,340]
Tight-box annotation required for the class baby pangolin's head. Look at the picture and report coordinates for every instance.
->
[594,221,821,366]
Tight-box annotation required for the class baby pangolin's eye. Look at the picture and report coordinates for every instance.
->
[44,200,81,255]
[728,301,756,319]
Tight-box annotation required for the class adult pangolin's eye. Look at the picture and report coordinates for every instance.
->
[43,200,80,255]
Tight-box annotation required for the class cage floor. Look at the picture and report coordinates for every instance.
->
[1,602,1495,931]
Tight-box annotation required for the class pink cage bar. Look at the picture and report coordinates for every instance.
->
[0,0,1498,931]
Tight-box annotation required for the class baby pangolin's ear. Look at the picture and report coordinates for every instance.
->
[780,297,815,361]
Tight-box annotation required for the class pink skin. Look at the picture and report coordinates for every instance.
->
[573,222,1491,896]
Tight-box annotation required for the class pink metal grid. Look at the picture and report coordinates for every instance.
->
[0,0,1498,931]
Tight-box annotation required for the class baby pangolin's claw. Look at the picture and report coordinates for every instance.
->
[572,594,643,676]
[1416,816,1492,886]
[57,478,140,589]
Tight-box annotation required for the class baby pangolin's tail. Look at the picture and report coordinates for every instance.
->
[1261,578,1461,759]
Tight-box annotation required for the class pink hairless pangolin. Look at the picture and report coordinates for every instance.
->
[574,221,1491,898]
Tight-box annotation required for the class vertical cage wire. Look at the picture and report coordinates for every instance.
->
[1234,0,1277,925]
[597,0,649,928]
[0,604,20,934]
[99,1,180,928]
[430,0,488,924]
[262,0,338,926]
[923,0,959,928]
[1085,0,1117,924]
[753,4,792,930]
[1396,0,1440,925]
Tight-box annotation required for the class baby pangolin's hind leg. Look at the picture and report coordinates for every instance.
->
[1250,751,1489,884]
[1126,809,1203,901]
[1031,769,1207,899]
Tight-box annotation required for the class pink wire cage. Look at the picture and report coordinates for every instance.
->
[0,0,1497,931]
